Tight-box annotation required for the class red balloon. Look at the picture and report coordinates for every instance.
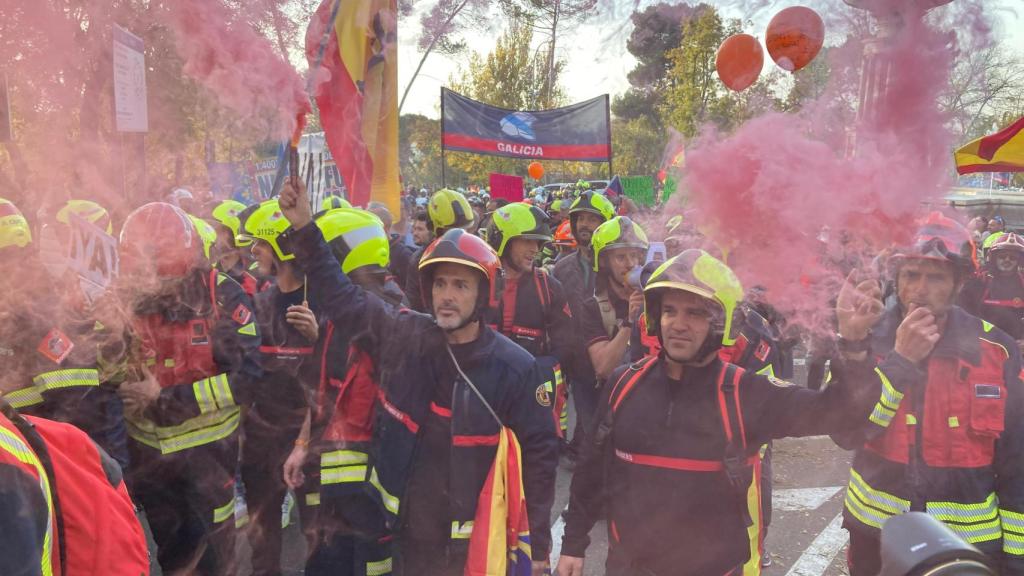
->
[528,162,544,180]
[715,34,764,92]
[766,6,825,72]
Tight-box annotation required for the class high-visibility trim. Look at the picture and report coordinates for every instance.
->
[217,273,229,286]
[848,470,910,516]
[366,557,393,576]
[906,414,918,425]
[378,392,419,434]
[321,450,368,468]
[127,407,241,454]
[321,465,368,485]
[193,378,217,414]
[1005,537,1024,556]
[368,467,400,515]
[305,492,321,507]
[869,403,897,427]
[213,496,236,524]
[845,489,890,529]
[4,386,44,409]
[982,320,995,333]
[928,494,998,524]
[238,322,257,336]
[940,518,1001,543]
[615,448,745,472]
[164,359,176,368]
[451,520,474,539]
[207,373,235,409]
[0,426,55,576]
[1002,508,1024,532]
[32,368,100,391]
[452,433,500,447]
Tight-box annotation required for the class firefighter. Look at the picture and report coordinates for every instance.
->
[830,213,1024,576]
[209,199,270,297]
[0,198,130,470]
[487,202,575,440]
[115,202,263,575]
[557,249,885,576]
[278,180,558,576]
[367,200,414,290]
[235,198,320,576]
[0,398,149,575]
[961,231,1024,342]
[322,195,353,211]
[282,207,405,576]
[405,188,476,312]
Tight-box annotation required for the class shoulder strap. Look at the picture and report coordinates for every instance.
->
[534,268,551,313]
[717,363,754,527]
[592,356,659,450]
[208,268,220,320]
[596,292,618,337]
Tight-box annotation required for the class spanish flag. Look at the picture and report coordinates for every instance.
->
[306,0,401,215]
[465,427,533,576]
[955,116,1024,175]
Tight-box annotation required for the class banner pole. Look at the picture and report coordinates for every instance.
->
[440,86,447,187]
[605,94,613,179]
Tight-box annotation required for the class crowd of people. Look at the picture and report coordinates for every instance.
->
[1,177,1023,576]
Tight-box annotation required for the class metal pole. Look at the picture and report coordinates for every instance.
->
[604,94,614,179]
[440,87,447,187]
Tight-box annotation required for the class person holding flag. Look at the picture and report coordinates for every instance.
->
[277,179,558,576]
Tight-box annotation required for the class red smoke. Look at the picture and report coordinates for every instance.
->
[670,1,990,330]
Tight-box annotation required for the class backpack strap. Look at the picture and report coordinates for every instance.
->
[717,363,754,527]
[534,268,551,314]
[596,291,618,338]
[591,357,659,450]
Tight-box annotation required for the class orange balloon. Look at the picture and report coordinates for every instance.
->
[716,34,764,92]
[528,162,544,180]
[766,6,825,72]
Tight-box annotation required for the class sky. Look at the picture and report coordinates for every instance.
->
[396,0,1024,118]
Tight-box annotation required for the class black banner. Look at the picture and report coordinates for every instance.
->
[441,88,610,162]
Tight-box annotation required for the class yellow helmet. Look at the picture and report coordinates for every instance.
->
[321,195,352,211]
[0,198,32,250]
[643,249,744,353]
[56,200,112,235]
[427,188,475,233]
[591,216,649,272]
[314,208,390,274]
[188,215,218,261]
[211,199,251,247]
[488,202,552,257]
[236,199,294,261]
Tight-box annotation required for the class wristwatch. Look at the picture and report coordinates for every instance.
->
[836,333,871,353]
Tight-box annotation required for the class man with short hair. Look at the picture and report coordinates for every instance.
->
[557,250,883,576]
[833,213,1024,576]
[279,181,558,576]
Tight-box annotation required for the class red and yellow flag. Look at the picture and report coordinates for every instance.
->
[955,116,1024,174]
[465,427,533,576]
[306,0,400,214]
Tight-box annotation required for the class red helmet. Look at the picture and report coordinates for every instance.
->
[989,232,1024,255]
[418,228,504,313]
[892,212,976,275]
[553,220,576,248]
[119,202,205,280]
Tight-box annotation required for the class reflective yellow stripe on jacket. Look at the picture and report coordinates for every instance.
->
[1002,509,1024,555]
[127,373,239,454]
[844,469,910,529]
[868,368,903,428]
[4,386,44,409]
[33,368,100,391]
[927,494,1002,544]
[320,449,369,485]
[0,425,55,576]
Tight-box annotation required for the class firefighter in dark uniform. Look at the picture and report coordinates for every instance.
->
[115,202,263,575]
[577,217,649,380]
[0,198,130,470]
[487,201,576,439]
[235,198,321,576]
[405,188,475,312]
[278,180,558,576]
[210,199,272,297]
[557,250,885,576]
[551,191,617,457]
[961,231,1024,343]
[831,213,1024,576]
[282,207,405,576]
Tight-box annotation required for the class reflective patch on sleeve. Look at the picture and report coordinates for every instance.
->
[237,323,257,336]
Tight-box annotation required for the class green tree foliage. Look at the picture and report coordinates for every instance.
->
[399,113,446,188]
[611,116,664,177]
